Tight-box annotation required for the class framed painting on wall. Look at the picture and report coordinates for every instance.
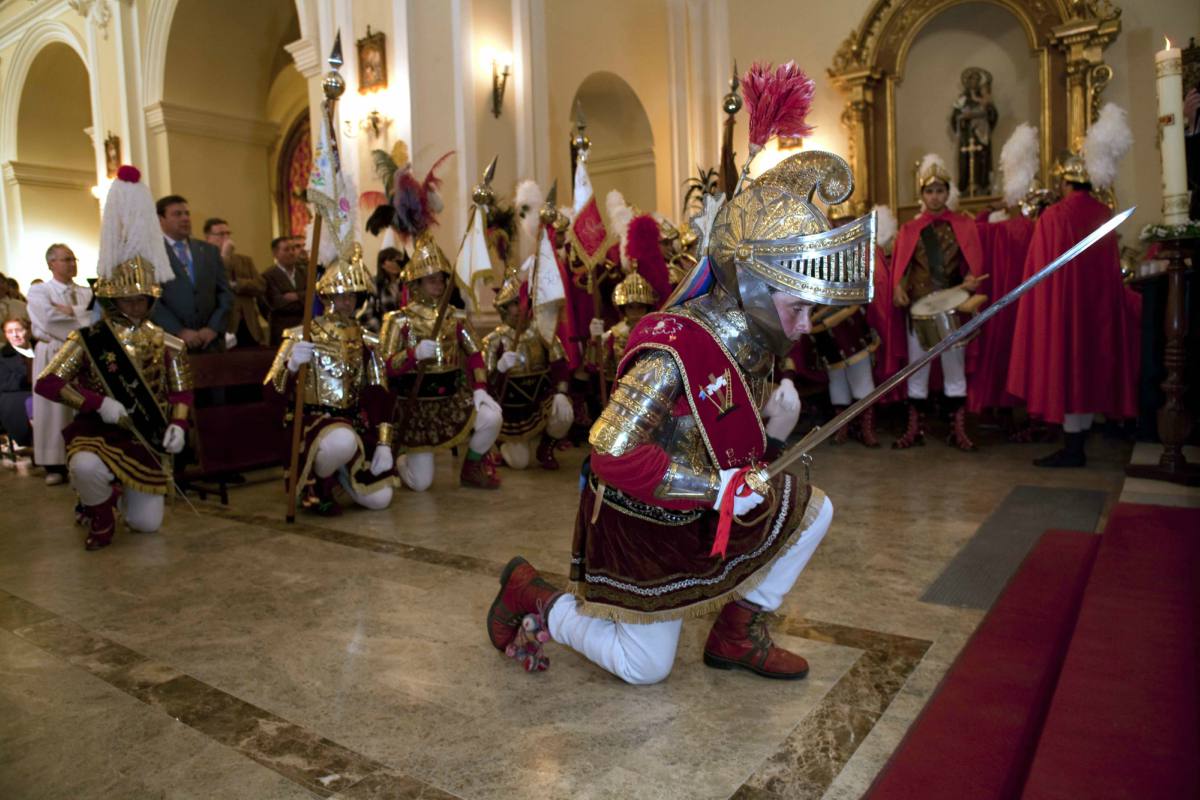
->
[357,27,387,93]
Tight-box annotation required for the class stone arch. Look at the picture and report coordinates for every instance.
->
[571,71,656,213]
[147,0,305,268]
[5,40,100,286]
[0,19,92,164]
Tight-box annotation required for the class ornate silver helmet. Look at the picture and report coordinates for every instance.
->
[706,151,876,354]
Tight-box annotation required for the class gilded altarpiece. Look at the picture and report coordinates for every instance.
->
[829,0,1122,217]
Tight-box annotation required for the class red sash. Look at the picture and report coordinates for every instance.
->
[619,312,766,468]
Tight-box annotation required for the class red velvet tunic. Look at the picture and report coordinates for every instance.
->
[968,213,1033,412]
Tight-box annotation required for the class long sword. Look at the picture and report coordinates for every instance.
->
[764,205,1135,480]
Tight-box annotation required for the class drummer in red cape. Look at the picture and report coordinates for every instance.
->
[884,153,989,451]
[1006,104,1140,468]
[487,148,877,685]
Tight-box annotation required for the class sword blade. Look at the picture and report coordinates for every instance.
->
[766,205,1135,478]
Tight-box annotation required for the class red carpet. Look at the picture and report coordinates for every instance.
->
[866,530,1099,800]
[1020,503,1200,799]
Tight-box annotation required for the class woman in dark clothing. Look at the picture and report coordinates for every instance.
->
[359,247,408,333]
[0,318,33,447]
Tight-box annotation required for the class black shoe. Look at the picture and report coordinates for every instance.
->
[1033,432,1087,468]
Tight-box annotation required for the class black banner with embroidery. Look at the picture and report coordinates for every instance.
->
[78,321,169,453]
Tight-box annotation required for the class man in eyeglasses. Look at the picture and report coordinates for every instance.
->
[26,244,92,485]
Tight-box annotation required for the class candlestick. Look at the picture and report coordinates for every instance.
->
[1154,38,1188,224]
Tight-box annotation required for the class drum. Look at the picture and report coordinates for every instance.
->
[809,305,879,370]
[910,288,987,350]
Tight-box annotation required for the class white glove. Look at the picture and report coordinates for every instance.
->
[473,388,501,416]
[369,444,394,476]
[162,424,186,454]
[762,378,801,441]
[98,397,128,425]
[714,467,766,517]
[286,340,315,373]
[589,318,606,338]
[414,339,438,360]
[550,392,573,428]
[497,351,525,373]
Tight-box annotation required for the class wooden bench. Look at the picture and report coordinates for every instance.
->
[177,348,281,503]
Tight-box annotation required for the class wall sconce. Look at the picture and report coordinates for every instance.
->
[481,48,512,118]
[361,108,391,139]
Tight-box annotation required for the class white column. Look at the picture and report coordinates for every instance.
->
[113,0,149,172]
[512,0,549,185]
[450,0,476,235]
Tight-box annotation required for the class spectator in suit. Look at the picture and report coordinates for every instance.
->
[204,217,267,347]
[264,235,306,346]
[154,194,232,352]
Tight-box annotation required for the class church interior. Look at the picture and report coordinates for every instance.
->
[1,1,1198,798]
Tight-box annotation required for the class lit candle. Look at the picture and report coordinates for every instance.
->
[1155,37,1188,224]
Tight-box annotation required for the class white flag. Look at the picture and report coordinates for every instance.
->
[523,226,565,343]
[455,205,497,309]
[572,157,593,216]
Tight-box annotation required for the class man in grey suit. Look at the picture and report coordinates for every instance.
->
[154,194,232,352]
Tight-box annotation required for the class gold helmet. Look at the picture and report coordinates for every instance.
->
[95,256,164,300]
[612,272,658,307]
[708,151,875,354]
[1053,149,1089,185]
[316,242,374,296]
[916,153,953,190]
[495,274,522,307]
[405,231,452,282]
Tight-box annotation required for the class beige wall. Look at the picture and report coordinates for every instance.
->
[895,2,1040,205]
[11,42,99,287]
[543,0,674,217]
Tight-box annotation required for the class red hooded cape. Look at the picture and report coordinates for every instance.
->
[877,209,987,394]
[967,213,1033,412]
[1005,191,1140,424]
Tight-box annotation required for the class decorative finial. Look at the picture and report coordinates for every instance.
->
[540,180,559,225]
[472,155,499,207]
[723,60,743,115]
[323,32,346,100]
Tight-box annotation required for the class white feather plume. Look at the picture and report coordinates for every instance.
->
[1083,103,1132,190]
[514,179,544,262]
[98,173,172,284]
[873,205,897,248]
[606,190,633,265]
[1000,123,1039,207]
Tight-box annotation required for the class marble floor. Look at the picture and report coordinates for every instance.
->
[0,428,1135,800]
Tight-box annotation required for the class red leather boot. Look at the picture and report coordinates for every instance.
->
[83,490,119,551]
[857,405,881,448]
[831,406,850,444]
[535,434,560,470]
[892,401,925,449]
[461,455,501,489]
[947,399,978,452]
[487,556,563,651]
[703,601,809,679]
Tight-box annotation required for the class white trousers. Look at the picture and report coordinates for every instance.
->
[398,401,502,491]
[315,425,393,510]
[32,340,73,466]
[1063,413,1094,433]
[499,411,572,470]
[69,451,164,532]
[905,328,966,399]
[548,494,834,685]
[827,358,876,406]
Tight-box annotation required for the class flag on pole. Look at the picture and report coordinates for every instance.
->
[306,121,356,263]
[454,205,498,309]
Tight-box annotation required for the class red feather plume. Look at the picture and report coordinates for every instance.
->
[625,215,671,304]
[742,61,816,153]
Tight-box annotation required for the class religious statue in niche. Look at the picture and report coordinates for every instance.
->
[950,67,998,196]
